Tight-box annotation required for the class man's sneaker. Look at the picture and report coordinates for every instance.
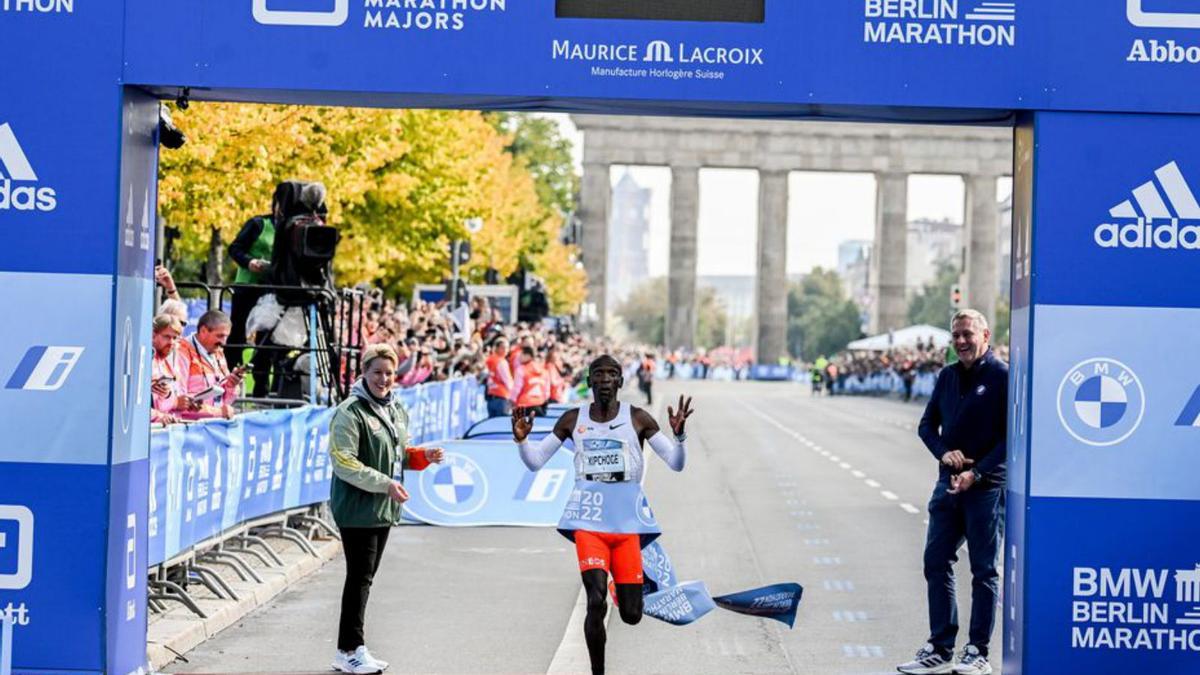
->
[357,645,389,671]
[953,645,992,675]
[332,649,381,675]
[896,642,953,674]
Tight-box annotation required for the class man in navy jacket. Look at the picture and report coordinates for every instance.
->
[898,309,1007,675]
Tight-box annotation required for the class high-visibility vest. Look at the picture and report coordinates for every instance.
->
[546,361,566,402]
[516,361,549,407]
[485,353,511,399]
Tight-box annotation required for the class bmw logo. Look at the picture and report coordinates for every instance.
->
[635,492,657,527]
[1056,358,1145,447]
[418,453,489,517]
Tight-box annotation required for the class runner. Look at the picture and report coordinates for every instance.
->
[512,354,693,675]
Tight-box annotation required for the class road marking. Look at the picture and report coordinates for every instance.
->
[900,503,921,514]
[864,479,881,488]
[839,462,852,469]
[841,644,885,658]
[832,610,870,622]
[803,538,831,545]
[880,490,899,501]
[813,556,842,565]
[823,580,856,591]
[851,470,866,478]
[796,523,821,531]
[548,587,606,674]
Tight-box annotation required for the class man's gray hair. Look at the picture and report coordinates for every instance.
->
[951,308,989,332]
[198,309,232,331]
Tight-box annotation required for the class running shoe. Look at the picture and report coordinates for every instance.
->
[953,645,992,675]
[332,649,381,675]
[896,642,953,674]
[357,645,389,671]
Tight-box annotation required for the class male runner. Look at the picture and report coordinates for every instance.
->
[512,354,693,675]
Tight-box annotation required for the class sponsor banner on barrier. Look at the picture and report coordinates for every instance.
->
[0,462,109,671]
[464,415,559,441]
[1025,496,1200,671]
[1029,304,1200,501]
[397,378,485,446]
[0,271,112,466]
[1032,113,1200,308]
[402,440,574,527]
[749,364,794,381]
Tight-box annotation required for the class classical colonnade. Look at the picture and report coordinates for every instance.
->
[573,115,1012,362]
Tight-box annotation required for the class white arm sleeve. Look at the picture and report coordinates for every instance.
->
[518,434,563,471]
[648,431,686,472]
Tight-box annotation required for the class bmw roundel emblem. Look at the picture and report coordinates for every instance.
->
[418,453,489,517]
[635,492,657,527]
[1056,358,1145,447]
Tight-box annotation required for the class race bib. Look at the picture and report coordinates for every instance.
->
[580,438,628,482]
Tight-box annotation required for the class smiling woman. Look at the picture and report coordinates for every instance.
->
[555,0,764,23]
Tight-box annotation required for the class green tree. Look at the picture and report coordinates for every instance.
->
[614,277,728,348]
[786,268,864,361]
[907,257,961,328]
[486,113,580,215]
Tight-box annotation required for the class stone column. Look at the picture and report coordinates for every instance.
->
[580,162,610,334]
[667,164,700,351]
[870,172,909,334]
[756,170,789,364]
[965,174,999,328]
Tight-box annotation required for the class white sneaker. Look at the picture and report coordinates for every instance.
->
[357,645,389,671]
[332,649,381,675]
[896,642,953,674]
[953,645,992,675]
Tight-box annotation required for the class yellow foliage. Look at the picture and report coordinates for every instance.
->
[158,103,585,312]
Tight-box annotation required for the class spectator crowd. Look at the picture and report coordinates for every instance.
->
[809,341,1010,401]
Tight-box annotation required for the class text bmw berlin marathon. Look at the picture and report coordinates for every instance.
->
[863,0,1017,47]
[1072,565,1200,652]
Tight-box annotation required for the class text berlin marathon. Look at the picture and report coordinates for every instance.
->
[863,0,1016,47]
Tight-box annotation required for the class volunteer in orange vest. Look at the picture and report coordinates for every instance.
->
[485,337,515,418]
[545,343,567,403]
[513,345,550,417]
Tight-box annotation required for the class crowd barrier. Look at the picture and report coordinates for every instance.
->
[834,370,937,398]
[148,378,486,566]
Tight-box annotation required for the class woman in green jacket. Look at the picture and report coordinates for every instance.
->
[328,343,443,674]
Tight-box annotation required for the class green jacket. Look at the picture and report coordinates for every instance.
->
[328,391,411,528]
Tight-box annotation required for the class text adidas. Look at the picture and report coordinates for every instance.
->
[1094,219,1200,250]
[0,180,56,212]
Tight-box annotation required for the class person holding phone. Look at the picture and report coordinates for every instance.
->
[328,343,444,674]
[178,310,245,418]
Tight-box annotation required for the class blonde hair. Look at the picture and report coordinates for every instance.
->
[362,343,399,370]
[152,314,182,334]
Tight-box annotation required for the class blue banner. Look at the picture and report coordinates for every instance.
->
[147,379,485,565]
[402,440,575,527]
[464,415,559,441]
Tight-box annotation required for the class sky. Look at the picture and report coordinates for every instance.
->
[546,114,1012,278]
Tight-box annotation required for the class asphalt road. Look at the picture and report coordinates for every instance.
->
[168,380,1002,674]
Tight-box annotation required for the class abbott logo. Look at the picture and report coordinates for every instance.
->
[0,123,57,212]
[644,40,674,63]
[1095,161,1200,250]
[253,0,348,26]
[0,505,33,591]
[5,346,84,391]
[1129,0,1200,29]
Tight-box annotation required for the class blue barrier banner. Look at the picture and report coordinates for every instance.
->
[465,415,558,440]
[749,365,794,381]
[402,440,575,527]
[147,380,484,565]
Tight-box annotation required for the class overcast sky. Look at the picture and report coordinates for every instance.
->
[546,114,1012,278]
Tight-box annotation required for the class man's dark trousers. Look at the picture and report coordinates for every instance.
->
[923,477,1003,657]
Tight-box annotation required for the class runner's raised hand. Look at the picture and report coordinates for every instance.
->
[668,395,694,436]
[512,406,534,442]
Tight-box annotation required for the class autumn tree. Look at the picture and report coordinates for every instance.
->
[158,103,585,311]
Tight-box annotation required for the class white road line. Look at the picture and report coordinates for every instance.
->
[839,462,852,470]
[864,479,881,488]
[880,491,899,501]
[851,470,866,478]
[900,503,920,514]
[547,587,606,674]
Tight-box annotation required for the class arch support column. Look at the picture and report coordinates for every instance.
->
[755,170,789,364]
[870,172,909,334]
[666,165,700,351]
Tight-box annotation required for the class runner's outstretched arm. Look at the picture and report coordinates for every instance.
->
[514,407,576,471]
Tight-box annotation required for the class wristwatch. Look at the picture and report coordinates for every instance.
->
[970,468,982,482]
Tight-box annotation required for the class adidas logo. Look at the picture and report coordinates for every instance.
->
[1094,161,1200,250]
[0,123,57,212]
